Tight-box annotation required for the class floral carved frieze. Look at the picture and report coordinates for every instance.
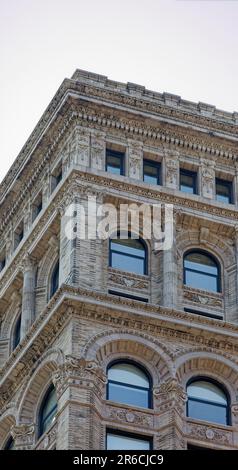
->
[183,287,223,308]
[108,270,149,292]
[105,406,154,428]
[186,421,233,446]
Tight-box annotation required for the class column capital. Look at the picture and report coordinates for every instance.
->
[20,253,36,273]
[11,423,35,449]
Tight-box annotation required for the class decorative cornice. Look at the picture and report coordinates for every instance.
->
[0,75,237,229]
[1,285,238,409]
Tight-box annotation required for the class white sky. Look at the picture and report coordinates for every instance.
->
[0,0,238,183]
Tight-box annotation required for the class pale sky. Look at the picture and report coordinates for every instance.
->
[0,0,238,183]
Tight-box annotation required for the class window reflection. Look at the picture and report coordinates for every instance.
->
[107,431,152,450]
[184,251,220,293]
[187,379,229,426]
[107,362,151,408]
[110,236,147,275]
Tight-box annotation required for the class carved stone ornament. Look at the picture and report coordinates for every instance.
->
[108,272,148,290]
[184,288,223,308]
[154,378,187,403]
[53,355,107,392]
[91,132,106,170]
[201,163,215,197]
[106,407,153,428]
[186,422,232,445]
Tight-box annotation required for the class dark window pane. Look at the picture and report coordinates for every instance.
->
[108,382,149,408]
[50,261,59,298]
[40,387,57,436]
[13,316,21,350]
[106,151,124,175]
[216,179,232,204]
[188,400,227,425]
[180,171,197,194]
[4,437,15,450]
[143,162,160,185]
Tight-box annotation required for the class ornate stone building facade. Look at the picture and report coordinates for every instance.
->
[0,69,238,450]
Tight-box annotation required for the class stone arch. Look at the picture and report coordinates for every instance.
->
[176,229,236,315]
[177,229,234,270]
[82,329,173,385]
[0,411,15,449]
[1,293,21,340]
[18,348,64,425]
[175,352,238,402]
[35,239,59,316]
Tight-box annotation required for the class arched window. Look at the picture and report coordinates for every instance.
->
[50,260,59,299]
[39,385,57,437]
[107,361,152,408]
[13,315,21,350]
[183,250,220,293]
[109,235,147,275]
[187,378,230,425]
[4,436,15,450]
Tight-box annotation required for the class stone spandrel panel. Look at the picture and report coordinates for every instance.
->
[163,149,179,189]
[200,157,215,199]
[62,127,90,170]
[91,131,106,171]
[128,139,143,180]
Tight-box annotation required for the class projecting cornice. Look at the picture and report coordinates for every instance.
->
[1,284,238,411]
[0,69,237,207]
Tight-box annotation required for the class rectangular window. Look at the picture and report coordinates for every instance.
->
[0,250,6,272]
[215,178,233,204]
[143,160,161,185]
[184,308,222,320]
[106,149,124,175]
[180,169,197,194]
[51,162,63,193]
[106,430,152,450]
[14,221,24,250]
[187,400,227,426]
[32,193,43,222]
[108,290,148,303]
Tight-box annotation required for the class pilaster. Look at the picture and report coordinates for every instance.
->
[128,139,143,180]
[20,255,36,339]
[163,149,179,190]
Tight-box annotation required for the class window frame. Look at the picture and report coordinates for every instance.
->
[180,168,198,195]
[143,159,161,186]
[3,435,14,450]
[12,314,21,351]
[183,249,221,293]
[106,149,125,176]
[38,384,58,438]
[106,428,153,450]
[186,376,231,426]
[106,359,152,409]
[215,177,233,205]
[50,260,59,299]
[109,233,148,276]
